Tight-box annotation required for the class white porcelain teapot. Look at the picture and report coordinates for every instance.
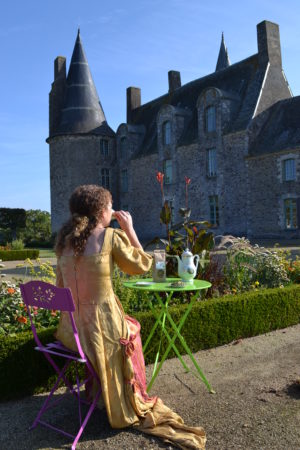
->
[173,249,200,283]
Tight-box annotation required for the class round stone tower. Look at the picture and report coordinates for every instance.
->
[47,30,116,232]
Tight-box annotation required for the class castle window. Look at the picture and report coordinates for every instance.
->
[100,139,109,157]
[283,159,296,181]
[121,169,128,193]
[120,137,127,158]
[205,106,216,132]
[284,199,297,229]
[207,148,217,177]
[162,121,171,145]
[165,199,174,226]
[101,168,110,189]
[163,159,172,184]
[209,195,219,226]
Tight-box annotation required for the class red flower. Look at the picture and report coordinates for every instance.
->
[17,316,27,324]
[156,171,164,183]
[156,171,165,204]
[7,288,15,295]
[193,226,198,234]
[184,176,191,185]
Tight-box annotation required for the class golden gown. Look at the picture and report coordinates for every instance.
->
[55,227,206,449]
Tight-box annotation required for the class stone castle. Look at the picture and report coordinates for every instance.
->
[47,20,300,240]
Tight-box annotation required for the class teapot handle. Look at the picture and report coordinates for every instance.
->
[193,254,200,271]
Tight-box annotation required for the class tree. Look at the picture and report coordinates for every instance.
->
[23,210,51,245]
[0,208,26,242]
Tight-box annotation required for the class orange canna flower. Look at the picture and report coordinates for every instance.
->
[7,288,15,295]
[17,316,27,324]
[156,171,164,183]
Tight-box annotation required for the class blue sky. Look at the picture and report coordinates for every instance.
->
[1,0,299,212]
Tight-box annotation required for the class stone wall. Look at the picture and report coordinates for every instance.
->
[247,149,300,238]
[49,135,116,232]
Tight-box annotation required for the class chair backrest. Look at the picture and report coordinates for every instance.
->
[20,280,84,358]
[20,280,75,312]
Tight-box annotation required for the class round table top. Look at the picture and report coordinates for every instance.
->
[123,277,211,292]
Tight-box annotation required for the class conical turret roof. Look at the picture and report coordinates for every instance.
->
[215,33,231,72]
[58,30,112,135]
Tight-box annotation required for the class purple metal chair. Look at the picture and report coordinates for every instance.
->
[20,280,102,449]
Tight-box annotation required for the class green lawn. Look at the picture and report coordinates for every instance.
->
[37,248,56,258]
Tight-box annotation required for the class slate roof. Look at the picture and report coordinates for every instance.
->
[55,30,115,137]
[215,33,231,72]
[130,54,267,158]
[249,96,300,156]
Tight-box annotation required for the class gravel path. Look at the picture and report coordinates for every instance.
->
[1,324,300,449]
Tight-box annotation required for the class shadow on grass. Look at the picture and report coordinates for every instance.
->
[285,381,300,400]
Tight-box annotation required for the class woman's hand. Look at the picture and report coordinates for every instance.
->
[114,210,133,232]
[114,210,142,249]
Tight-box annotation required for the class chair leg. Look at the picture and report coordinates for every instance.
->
[31,361,70,430]
[71,389,102,450]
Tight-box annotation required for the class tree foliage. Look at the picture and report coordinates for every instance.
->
[23,210,51,245]
[0,208,26,242]
[0,208,51,246]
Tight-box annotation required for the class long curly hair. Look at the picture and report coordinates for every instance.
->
[55,184,112,256]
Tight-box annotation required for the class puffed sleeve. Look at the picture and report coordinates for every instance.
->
[112,229,153,275]
[56,260,64,288]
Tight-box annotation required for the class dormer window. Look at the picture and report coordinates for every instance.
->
[120,137,127,158]
[283,159,296,181]
[162,121,171,145]
[205,106,216,132]
[100,139,109,157]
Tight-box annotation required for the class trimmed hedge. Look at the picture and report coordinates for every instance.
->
[1,284,300,400]
[0,249,39,261]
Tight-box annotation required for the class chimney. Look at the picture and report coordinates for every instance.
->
[127,87,141,123]
[54,56,66,80]
[257,21,282,67]
[49,56,66,136]
[168,70,181,93]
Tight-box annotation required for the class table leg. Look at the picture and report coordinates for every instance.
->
[147,291,213,393]
[142,308,165,354]
[148,295,189,374]
[161,294,213,392]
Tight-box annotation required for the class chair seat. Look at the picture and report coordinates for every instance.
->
[34,342,87,363]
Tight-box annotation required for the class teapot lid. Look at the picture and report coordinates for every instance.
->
[182,248,193,258]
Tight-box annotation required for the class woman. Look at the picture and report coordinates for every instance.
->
[55,184,206,449]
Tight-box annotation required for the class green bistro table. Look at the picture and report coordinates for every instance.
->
[123,278,213,393]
